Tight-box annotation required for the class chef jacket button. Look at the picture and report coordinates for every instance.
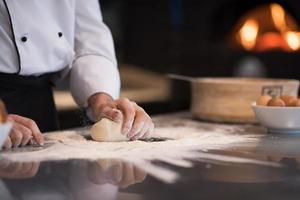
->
[21,36,27,42]
[58,32,63,37]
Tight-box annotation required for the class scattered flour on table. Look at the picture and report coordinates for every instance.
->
[1,121,278,183]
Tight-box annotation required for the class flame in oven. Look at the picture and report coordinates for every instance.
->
[239,19,259,50]
[285,31,300,51]
[233,3,300,52]
[270,3,286,32]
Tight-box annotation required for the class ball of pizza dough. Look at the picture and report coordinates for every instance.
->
[90,118,128,142]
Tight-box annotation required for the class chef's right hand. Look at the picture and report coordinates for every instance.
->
[2,114,44,148]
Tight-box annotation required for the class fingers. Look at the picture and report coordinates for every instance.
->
[128,103,154,140]
[8,114,44,146]
[142,122,155,139]
[97,106,122,123]
[134,122,150,140]
[3,137,12,149]
[115,98,155,140]
[12,123,32,147]
[116,98,135,136]
[129,108,150,140]
[9,128,23,147]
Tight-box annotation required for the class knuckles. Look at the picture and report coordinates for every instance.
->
[123,123,132,131]
[26,119,37,130]
[118,97,130,104]
[131,102,138,107]
[10,132,22,141]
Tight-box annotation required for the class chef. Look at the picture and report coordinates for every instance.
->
[0,0,154,148]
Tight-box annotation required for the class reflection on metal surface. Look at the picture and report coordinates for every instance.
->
[0,159,146,200]
[88,159,147,188]
[0,159,40,179]
[198,162,284,183]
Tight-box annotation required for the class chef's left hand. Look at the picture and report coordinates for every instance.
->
[88,93,154,140]
[3,114,44,148]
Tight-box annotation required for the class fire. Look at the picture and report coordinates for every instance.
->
[285,31,300,51]
[234,3,300,52]
[238,19,259,50]
[270,3,286,32]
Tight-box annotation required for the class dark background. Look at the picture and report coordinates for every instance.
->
[101,0,300,78]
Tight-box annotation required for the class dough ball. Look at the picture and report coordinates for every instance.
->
[267,98,285,107]
[256,95,272,106]
[90,118,128,142]
[280,95,297,107]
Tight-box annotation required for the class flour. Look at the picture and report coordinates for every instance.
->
[0,115,278,183]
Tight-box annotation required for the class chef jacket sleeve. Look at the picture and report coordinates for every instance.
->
[70,0,120,108]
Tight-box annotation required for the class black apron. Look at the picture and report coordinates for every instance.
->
[0,73,59,132]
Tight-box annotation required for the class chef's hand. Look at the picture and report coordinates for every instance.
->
[3,114,44,148]
[88,160,147,188]
[88,93,154,140]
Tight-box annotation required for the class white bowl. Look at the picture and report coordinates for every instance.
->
[0,122,12,148]
[252,103,300,133]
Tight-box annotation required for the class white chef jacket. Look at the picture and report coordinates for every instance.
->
[0,0,120,108]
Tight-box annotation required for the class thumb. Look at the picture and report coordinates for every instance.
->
[97,106,123,123]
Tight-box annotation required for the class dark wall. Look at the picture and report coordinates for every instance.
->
[100,0,300,80]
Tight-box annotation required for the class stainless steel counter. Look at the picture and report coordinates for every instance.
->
[1,113,300,200]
